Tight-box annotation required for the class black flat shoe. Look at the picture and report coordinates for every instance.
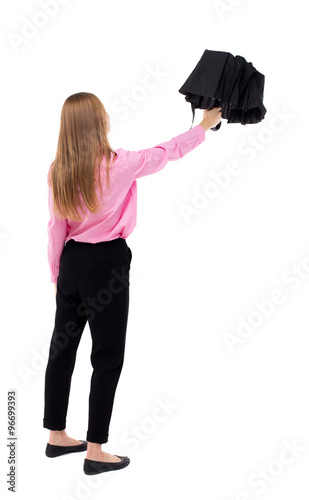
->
[45,440,87,458]
[83,456,130,475]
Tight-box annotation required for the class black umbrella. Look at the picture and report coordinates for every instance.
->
[179,49,267,131]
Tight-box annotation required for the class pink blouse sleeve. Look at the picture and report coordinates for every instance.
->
[47,182,68,284]
[118,124,206,180]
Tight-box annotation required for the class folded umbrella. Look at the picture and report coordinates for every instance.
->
[179,49,267,131]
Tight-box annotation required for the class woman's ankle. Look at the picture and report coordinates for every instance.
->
[87,442,101,450]
[50,429,66,436]
[86,442,102,457]
[49,429,67,444]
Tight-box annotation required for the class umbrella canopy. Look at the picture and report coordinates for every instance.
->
[179,49,267,131]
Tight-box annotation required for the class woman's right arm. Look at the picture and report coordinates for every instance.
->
[118,107,222,180]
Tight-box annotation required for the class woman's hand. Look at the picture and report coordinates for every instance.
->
[199,107,222,131]
[54,283,57,296]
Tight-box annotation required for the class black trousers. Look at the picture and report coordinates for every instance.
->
[43,237,132,444]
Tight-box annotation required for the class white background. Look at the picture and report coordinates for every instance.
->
[1,0,309,498]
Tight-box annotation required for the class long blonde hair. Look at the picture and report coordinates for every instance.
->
[48,92,117,221]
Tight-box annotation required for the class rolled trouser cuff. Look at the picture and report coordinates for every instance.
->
[86,431,108,444]
[43,418,66,430]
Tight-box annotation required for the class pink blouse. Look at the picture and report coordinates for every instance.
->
[47,124,206,283]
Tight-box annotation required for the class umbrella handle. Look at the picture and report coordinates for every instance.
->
[210,121,222,131]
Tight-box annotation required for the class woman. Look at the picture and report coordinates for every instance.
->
[43,92,221,475]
